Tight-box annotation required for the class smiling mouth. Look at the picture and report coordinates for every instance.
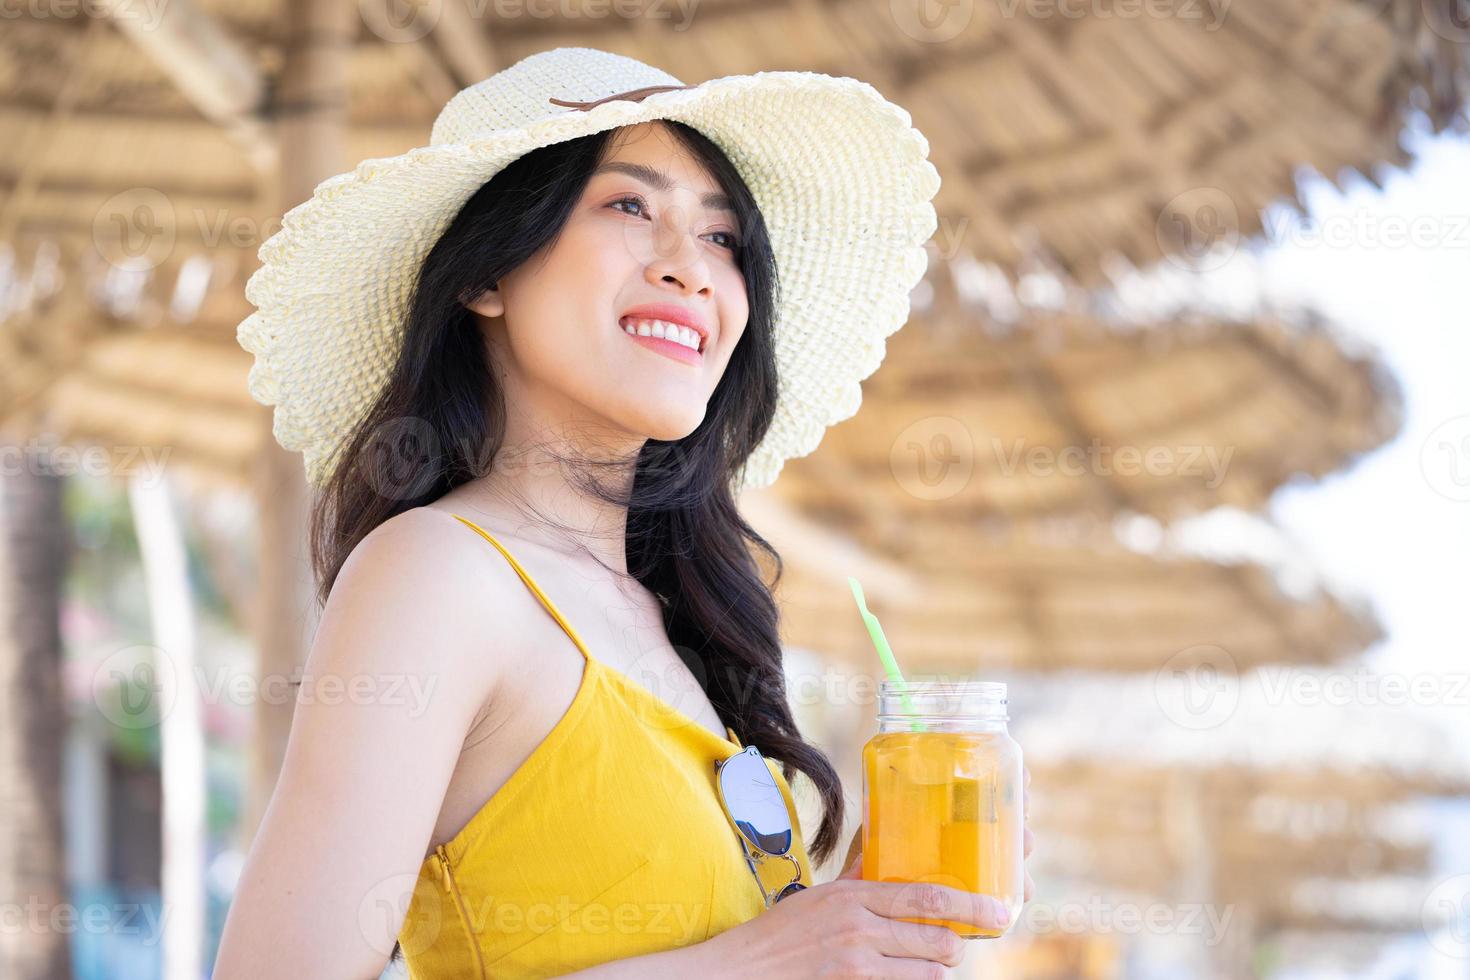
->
[619,315,706,354]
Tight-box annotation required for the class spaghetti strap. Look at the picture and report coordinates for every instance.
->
[449,513,598,665]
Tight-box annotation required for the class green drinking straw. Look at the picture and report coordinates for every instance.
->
[847,576,928,733]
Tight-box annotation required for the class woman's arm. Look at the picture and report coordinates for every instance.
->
[212,510,513,979]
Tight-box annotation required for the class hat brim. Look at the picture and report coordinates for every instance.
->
[238,70,940,490]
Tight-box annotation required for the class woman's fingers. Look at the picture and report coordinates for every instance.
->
[874,919,969,969]
[857,879,1011,935]
[1024,869,1034,903]
[1024,827,1034,859]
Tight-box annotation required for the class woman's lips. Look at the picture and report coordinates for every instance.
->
[620,323,703,365]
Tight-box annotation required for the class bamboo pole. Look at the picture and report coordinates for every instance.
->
[242,0,352,846]
[129,470,204,980]
[0,457,71,980]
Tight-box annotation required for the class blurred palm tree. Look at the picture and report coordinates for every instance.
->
[0,454,72,979]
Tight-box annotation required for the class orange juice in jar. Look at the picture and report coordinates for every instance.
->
[861,680,1024,938]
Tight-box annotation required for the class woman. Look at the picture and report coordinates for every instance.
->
[216,47,1034,978]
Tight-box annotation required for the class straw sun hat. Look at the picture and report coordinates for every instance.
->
[236,46,940,491]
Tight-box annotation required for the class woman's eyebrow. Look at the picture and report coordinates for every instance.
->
[593,161,734,214]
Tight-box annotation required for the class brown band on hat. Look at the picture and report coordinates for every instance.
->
[548,84,694,111]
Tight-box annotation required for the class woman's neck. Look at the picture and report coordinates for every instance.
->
[450,445,635,578]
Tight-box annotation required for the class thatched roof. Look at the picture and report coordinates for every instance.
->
[0,1,1422,520]
[1016,682,1457,932]
[766,519,1381,671]
[2,0,1467,293]
[1011,669,1470,798]
[1038,797,1435,922]
[771,298,1403,531]
[0,1,1425,498]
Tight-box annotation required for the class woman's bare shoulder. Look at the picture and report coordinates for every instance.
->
[326,505,537,695]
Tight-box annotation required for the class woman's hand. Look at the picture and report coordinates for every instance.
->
[579,769,1039,979]
[696,863,1011,978]
[839,762,1037,901]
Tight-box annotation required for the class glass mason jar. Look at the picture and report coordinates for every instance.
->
[860,680,1024,939]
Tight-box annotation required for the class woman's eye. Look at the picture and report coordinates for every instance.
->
[610,194,647,217]
[611,195,740,252]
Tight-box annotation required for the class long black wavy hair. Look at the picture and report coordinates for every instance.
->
[304,120,846,965]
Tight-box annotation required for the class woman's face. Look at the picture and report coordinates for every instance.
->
[467,121,751,450]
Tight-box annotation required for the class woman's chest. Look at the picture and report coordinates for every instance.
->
[429,597,729,856]
[405,721,774,977]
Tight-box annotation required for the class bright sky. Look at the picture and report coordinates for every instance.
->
[1111,121,1470,682]
[1173,123,1470,977]
[1253,126,1470,682]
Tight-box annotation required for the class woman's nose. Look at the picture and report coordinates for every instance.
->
[646,233,714,295]
[645,223,713,296]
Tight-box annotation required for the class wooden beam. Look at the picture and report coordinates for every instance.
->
[240,0,351,850]
[431,0,499,85]
[0,17,108,243]
[0,103,430,147]
[94,0,276,174]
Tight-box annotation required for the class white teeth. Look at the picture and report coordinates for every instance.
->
[620,317,703,353]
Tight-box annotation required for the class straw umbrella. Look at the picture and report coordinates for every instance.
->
[770,297,1403,530]
[764,517,1381,674]
[5,0,1467,290]
[1005,669,1470,967]
[1011,669,1470,801]
[0,13,1448,976]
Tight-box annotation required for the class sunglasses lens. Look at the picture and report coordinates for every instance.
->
[717,747,793,856]
[775,881,807,903]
